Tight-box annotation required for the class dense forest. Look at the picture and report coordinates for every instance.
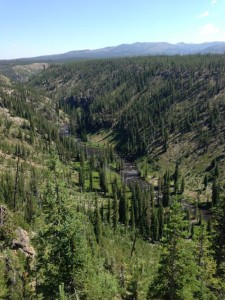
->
[1,54,225,299]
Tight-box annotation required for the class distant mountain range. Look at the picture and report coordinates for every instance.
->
[3,41,225,62]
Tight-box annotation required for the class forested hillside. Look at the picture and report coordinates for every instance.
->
[0,75,159,299]
[0,62,48,82]
[30,55,225,176]
[1,55,225,299]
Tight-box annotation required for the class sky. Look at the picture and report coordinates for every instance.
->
[0,0,225,59]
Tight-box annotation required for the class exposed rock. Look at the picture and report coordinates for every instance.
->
[12,227,36,257]
[0,205,8,226]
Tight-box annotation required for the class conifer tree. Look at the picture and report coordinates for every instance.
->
[112,193,119,234]
[107,198,111,225]
[158,201,164,240]
[180,176,185,195]
[99,167,108,195]
[89,169,93,192]
[148,202,200,299]
[212,196,225,281]
[150,184,154,206]
[163,128,169,152]
[214,162,219,178]
[193,222,217,299]
[203,174,208,190]
[94,196,102,244]
[162,170,170,207]
[157,177,163,204]
[212,178,219,206]
[119,184,129,226]
[130,201,135,231]
[36,155,88,298]
[131,185,139,226]
[79,166,85,192]
[135,184,142,227]
[173,162,181,195]
[142,189,151,239]
[151,207,159,242]
[90,153,96,169]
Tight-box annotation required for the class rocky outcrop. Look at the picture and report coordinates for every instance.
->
[12,227,36,257]
[0,205,7,226]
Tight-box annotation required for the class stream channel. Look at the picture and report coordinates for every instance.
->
[61,124,211,221]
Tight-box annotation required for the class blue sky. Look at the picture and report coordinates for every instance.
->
[0,0,225,59]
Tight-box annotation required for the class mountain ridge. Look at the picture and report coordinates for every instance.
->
[1,41,225,62]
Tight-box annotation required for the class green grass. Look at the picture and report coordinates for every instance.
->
[88,129,115,146]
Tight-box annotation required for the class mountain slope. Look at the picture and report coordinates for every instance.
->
[0,62,49,82]
[28,54,225,186]
[0,79,160,299]
[2,53,225,299]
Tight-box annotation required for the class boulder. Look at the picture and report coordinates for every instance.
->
[12,227,36,257]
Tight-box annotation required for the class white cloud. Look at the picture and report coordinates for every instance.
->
[211,0,217,4]
[194,24,225,42]
[197,11,209,18]
[189,23,225,43]
[198,23,219,36]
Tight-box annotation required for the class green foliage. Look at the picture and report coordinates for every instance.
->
[148,202,200,300]
[203,174,208,190]
[93,196,102,244]
[0,259,8,298]
[193,222,218,299]
[212,196,225,279]
[35,158,89,298]
[37,54,225,162]
[212,178,219,206]
[79,166,85,191]
[2,55,225,299]
[180,176,185,194]
[112,193,119,233]
[99,166,108,195]
[163,170,170,207]
[119,184,129,226]
[0,249,34,300]
[174,162,180,194]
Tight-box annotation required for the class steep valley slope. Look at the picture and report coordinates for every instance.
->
[1,54,225,299]
[28,55,225,191]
